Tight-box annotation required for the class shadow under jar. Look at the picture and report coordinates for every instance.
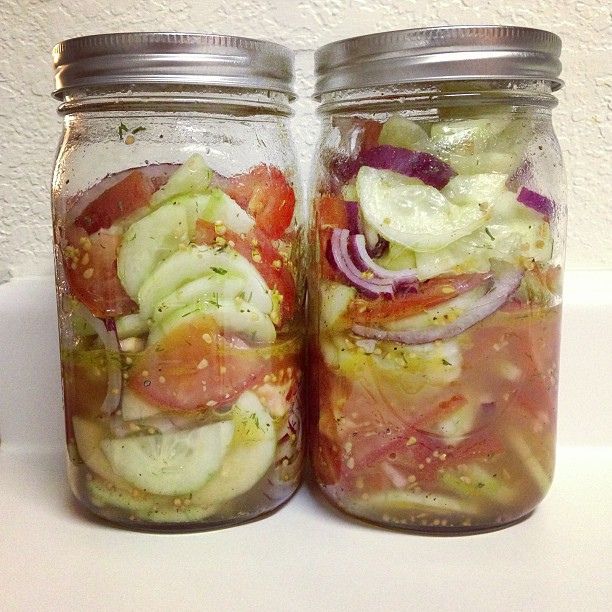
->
[309,26,566,532]
[51,33,305,530]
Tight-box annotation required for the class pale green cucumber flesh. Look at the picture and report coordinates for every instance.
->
[150,154,213,207]
[191,391,276,506]
[101,420,235,496]
[118,203,189,299]
[137,244,271,319]
[151,272,245,323]
[148,299,276,346]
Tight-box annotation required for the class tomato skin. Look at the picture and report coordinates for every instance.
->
[213,165,295,239]
[128,317,266,412]
[194,219,296,325]
[64,227,136,317]
[358,120,382,152]
[347,273,490,324]
[73,170,155,234]
[315,194,347,282]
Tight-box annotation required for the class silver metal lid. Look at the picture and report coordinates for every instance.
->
[52,32,295,99]
[315,26,563,97]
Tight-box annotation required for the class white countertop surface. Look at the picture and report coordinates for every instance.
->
[1,274,611,612]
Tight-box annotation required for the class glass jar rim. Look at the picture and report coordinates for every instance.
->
[52,32,295,100]
[314,26,563,98]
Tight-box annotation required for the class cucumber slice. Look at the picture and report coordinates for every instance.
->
[441,465,516,505]
[356,167,488,252]
[415,192,552,279]
[150,154,213,207]
[118,203,189,299]
[101,420,235,496]
[73,416,129,487]
[151,272,245,323]
[148,299,276,346]
[375,242,417,271]
[429,400,478,444]
[191,391,276,506]
[431,116,511,155]
[167,189,254,236]
[442,173,508,208]
[137,244,272,319]
[120,388,161,421]
[320,282,356,330]
[378,116,431,152]
[87,477,217,523]
[334,336,463,394]
[200,188,255,234]
[116,313,149,339]
[447,151,516,176]
[358,489,479,515]
[506,431,551,495]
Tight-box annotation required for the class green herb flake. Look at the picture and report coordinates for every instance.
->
[485,227,495,241]
[118,122,129,140]
[442,358,452,366]
[211,266,227,275]
[131,126,146,134]
[206,292,221,309]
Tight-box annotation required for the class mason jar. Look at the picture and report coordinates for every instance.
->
[51,33,304,530]
[309,26,565,532]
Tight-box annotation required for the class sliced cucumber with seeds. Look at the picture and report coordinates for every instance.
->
[87,477,218,523]
[150,154,213,207]
[137,244,272,319]
[148,299,276,346]
[101,420,235,496]
[356,167,488,252]
[191,391,276,506]
[152,272,245,323]
[118,203,189,299]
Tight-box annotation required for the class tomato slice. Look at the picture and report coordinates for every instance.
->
[128,316,265,412]
[357,119,383,153]
[213,165,295,239]
[63,227,136,317]
[315,194,348,282]
[347,273,490,324]
[73,170,155,234]
[194,219,296,325]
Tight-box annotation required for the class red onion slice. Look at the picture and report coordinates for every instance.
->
[328,229,394,299]
[345,201,362,234]
[517,187,554,218]
[359,145,456,189]
[348,234,418,286]
[352,263,523,345]
[65,163,178,227]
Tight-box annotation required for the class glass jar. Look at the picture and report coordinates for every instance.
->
[51,33,305,530]
[309,26,566,532]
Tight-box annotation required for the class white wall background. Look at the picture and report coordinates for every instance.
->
[0,0,610,279]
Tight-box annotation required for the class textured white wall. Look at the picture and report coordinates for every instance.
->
[0,0,610,279]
